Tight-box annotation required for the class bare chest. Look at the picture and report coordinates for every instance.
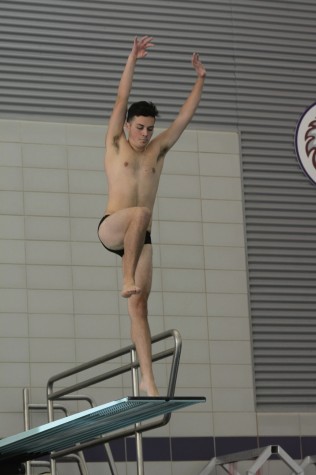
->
[121,158,158,178]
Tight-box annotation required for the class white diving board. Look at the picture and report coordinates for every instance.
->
[0,396,205,465]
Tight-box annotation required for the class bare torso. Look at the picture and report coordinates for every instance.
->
[104,136,165,229]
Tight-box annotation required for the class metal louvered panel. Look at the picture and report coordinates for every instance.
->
[234,1,316,410]
[0,0,236,127]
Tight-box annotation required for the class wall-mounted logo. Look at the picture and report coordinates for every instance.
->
[295,101,316,185]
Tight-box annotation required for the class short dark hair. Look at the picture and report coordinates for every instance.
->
[126,101,159,122]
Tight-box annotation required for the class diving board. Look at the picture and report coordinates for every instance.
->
[0,396,205,464]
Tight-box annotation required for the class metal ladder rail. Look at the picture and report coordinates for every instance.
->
[46,329,182,475]
[55,394,117,475]
[23,388,89,475]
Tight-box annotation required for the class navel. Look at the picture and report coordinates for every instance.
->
[124,161,129,167]
[152,167,156,173]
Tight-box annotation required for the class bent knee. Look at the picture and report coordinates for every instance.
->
[129,293,149,312]
[134,206,152,228]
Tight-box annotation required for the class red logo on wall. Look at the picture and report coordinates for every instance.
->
[295,102,316,185]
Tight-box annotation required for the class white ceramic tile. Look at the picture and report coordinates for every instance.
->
[257,412,300,436]
[30,362,76,387]
[70,193,105,218]
[0,191,24,214]
[211,364,254,388]
[23,168,69,192]
[207,293,249,317]
[111,462,127,475]
[199,152,241,177]
[73,290,119,315]
[162,150,199,175]
[202,199,243,223]
[26,265,72,289]
[75,314,120,339]
[26,241,71,265]
[67,145,104,170]
[0,264,26,288]
[66,123,105,146]
[299,413,316,435]
[158,197,202,222]
[72,266,118,291]
[0,239,25,264]
[163,292,207,317]
[70,217,100,242]
[172,462,207,475]
[159,221,203,245]
[0,388,24,412]
[205,270,248,293]
[147,291,164,316]
[0,413,25,438]
[176,364,211,388]
[212,388,255,412]
[181,339,210,363]
[172,130,198,151]
[22,143,67,168]
[164,316,208,340]
[27,289,74,314]
[141,462,172,475]
[75,338,121,363]
[71,242,117,266]
[0,119,21,142]
[0,143,22,166]
[170,411,213,437]
[20,120,67,144]
[203,223,245,247]
[0,215,24,239]
[201,176,242,200]
[162,269,205,293]
[29,338,76,363]
[68,169,106,194]
[151,221,160,247]
[0,362,30,387]
[0,166,23,191]
[25,216,71,241]
[198,130,239,154]
[0,338,29,362]
[151,267,162,292]
[148,314,165,336]
[213,412,257,436]
[209,317,251,341]
[0,314,28,337]
[0,289,27,313]
[262,461,300,475]
[29,314,75,338]
[158,175,201,199]
[204,246,246,270]
[210,341,252,365]
[160,244,205,269]
[24,191,70,216]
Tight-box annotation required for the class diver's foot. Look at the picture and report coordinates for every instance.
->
[121,284,141,298]
[140,379,159,397]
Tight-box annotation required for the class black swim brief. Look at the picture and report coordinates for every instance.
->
[97,214,152,257]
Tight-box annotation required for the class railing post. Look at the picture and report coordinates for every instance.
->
[131,347,144,475]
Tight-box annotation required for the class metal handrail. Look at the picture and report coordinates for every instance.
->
[46,329,182,475]
[23,388,90,475]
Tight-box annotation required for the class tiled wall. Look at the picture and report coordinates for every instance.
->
[2,119,314,475]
